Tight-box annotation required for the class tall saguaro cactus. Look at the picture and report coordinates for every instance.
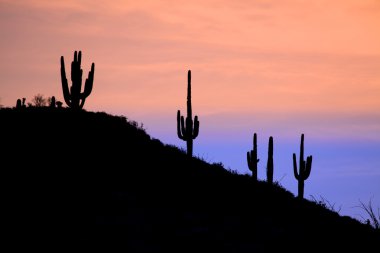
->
[247,133,259,180]
[177,70,200,157]
[60,51,95,110]
[267,136,274,184]
[293,134,313,199]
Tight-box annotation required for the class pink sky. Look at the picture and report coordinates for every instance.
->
[0,0,380,139]
[1,0,380,219]
[0,0,380,116]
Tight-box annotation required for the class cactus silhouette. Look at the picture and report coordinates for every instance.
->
[16,99,21,108]
[60,51,95,110]
[247,133,259,180]
[267,136,274,184]
[177,70,199,157]
[16,98,26,109]
[293,134,313,199]
[50,96,56,108]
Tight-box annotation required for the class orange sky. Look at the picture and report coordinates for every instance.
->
[1,0,380,140]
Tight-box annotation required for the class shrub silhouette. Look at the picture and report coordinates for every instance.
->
[247,133,259,180]
[177,70,199,157]
[32,93,47,107]
[358,199,380,229]
[293,133,313,199]
[56,101,63,108]
[60,50,95,110]
[267,136,274,184]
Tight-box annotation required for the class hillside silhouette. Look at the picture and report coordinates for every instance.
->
[1,107,378,252]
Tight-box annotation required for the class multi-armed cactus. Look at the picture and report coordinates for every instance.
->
[177,70,200,157]
[60,51,95,110]
[293,134,313,199]
[267,136,274,184]
[247,133,259,180]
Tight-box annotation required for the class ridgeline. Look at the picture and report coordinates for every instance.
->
[1,107,378,252]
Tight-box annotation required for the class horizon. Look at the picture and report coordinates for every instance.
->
[0,0,379,221]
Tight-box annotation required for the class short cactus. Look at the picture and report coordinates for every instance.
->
[60,51,95,110]
[16,98,26,109]
[267,136,274,184]
[247,133,259,180]
[293,134,313,199]
[50,96,56,108]
[16,99,21,108]
[177,70,200,157]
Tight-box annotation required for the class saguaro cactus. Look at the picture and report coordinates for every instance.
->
[60,51,95,110]
[267,136,274,184]
[247,133,259,180]
[293,134,313,199]
[177,70,199,157]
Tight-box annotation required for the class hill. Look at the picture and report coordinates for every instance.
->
[1,107,378,252]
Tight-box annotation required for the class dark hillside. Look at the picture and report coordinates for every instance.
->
[1,108,378,252]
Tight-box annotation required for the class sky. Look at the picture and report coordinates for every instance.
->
[0,0,379,221]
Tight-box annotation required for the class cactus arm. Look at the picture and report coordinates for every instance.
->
[60,56,72,107]
[71,51,83,95]
[71,51,81,107]
[77,51,83,95]
[71,51,82,107]
[82,63,94,98]
[247,133,259,179]
[177,110,185,140]
[247,151,252,171]
[293,153,299,180]
[180,116,186,138]
[300,134,304,169]
[304,156,313,179]
[193,116,199,139]
[70,52,75,82]
[78,50,82,66]
[79,98,86,109]
[247,150,257,180]
[71,51,78,85]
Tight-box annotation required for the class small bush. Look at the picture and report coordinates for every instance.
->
[311,195,342,214]
[357,198,380,229]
